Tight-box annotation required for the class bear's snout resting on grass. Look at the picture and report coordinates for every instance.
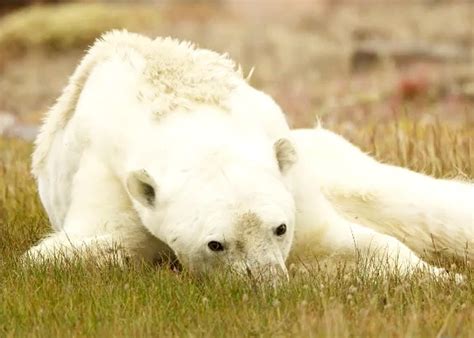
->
[26,30,296,277]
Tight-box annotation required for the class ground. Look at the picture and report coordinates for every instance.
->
[0,1,473,337]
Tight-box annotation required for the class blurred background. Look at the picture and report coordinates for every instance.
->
[0,0,473,140]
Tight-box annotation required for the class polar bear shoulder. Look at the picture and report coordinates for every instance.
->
[32,30,243,177]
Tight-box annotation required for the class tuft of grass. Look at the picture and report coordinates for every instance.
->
[0,120,473,337]
[0,4,159,64]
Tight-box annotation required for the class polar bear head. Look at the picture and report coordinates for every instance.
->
[126,132,297,279]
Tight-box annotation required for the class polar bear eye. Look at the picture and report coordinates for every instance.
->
[274,224,287,236]
[208,241,225,252]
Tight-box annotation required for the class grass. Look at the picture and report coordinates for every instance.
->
[0,120,473,337]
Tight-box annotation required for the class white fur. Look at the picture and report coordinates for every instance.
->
[27,31,295,277]
[288,127,473,272]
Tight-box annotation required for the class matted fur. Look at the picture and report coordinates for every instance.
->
[32,30,242,177]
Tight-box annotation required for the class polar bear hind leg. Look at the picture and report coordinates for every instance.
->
[288,145,463,282]
[289,127,473,263]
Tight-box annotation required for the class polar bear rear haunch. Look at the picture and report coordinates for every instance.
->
[28,30,296,277]
[289,128,473,267]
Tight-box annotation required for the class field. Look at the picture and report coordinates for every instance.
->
[0,1,473,337]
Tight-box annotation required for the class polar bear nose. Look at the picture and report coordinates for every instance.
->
[245,260,289,283]
[250,264,289,285]
[231,260,289,282]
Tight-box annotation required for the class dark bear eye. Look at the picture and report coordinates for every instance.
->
[208,241,224,252]
[274,224,287,236]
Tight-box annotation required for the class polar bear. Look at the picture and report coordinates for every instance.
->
[26,30,297,277]
[288,127,473,274]
[26,30,464,280]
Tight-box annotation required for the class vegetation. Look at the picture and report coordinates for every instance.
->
[0,121,472,337]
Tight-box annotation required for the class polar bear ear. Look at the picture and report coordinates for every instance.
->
[126,169,157,208]
[274,138,297,174]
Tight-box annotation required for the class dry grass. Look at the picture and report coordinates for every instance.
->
[0,120,473,337]
[327,115,474,180]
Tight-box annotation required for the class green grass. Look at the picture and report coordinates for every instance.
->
[0,120,473,337]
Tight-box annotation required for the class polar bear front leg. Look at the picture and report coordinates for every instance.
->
[27,150,148,265]
[24,232,128,265]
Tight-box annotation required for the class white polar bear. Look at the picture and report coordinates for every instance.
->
[27,30,298,277]
[26,30,464,280]
[288,127,473,275]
